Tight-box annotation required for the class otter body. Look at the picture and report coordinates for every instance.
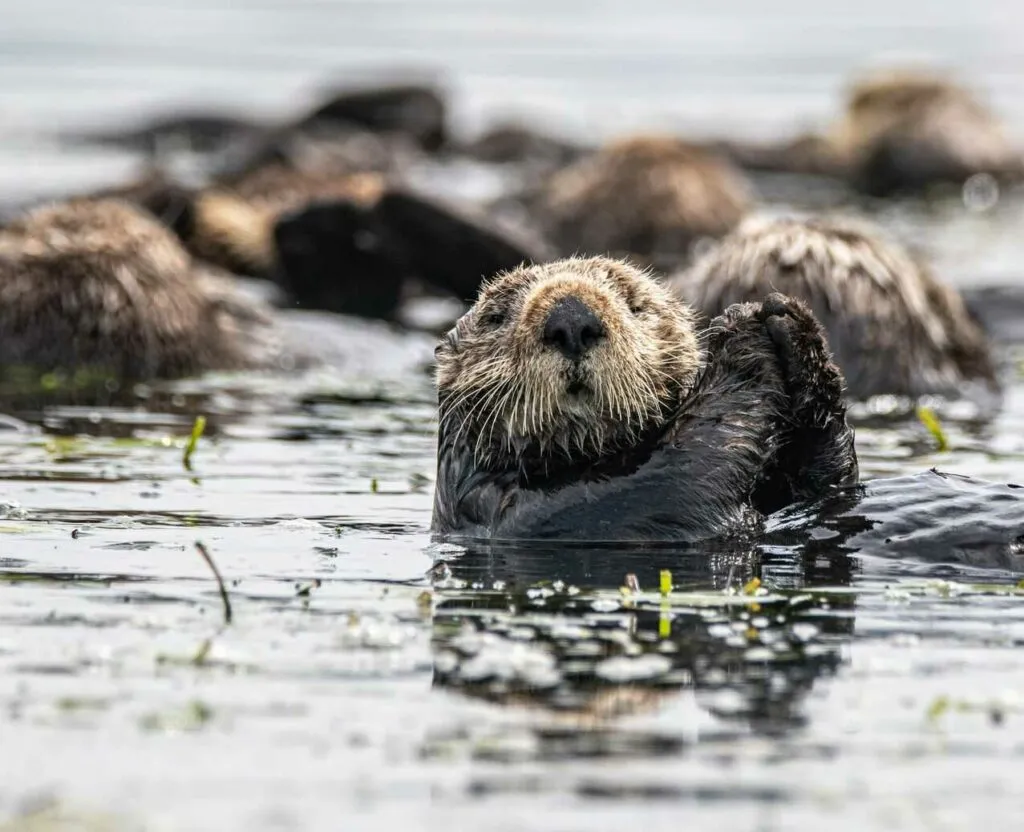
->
[432,257,857,542]
[767,469,1024,572]
[837,70,1019,197]
[171,165,387,279]
[535,137,754,272]
[674,215,998,401]
[114,158,536,321]
[0,199,271,382]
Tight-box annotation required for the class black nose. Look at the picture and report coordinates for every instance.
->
[542,296,606,360]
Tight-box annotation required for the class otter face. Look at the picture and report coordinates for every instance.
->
[436,256,701,469]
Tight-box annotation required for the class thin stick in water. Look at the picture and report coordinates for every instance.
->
[195,541,233,625]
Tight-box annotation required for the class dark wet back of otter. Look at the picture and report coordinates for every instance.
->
[765,470,1024,572]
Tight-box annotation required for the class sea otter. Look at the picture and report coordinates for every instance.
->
[534,137,754,272]
[0,198,272,383]
[89,165,384,279]
[713,68,1022,197]
[149,165,388,279]
[672,215,998,401]
[104,164,536,321]
[432,256,858,541]
[275,190,539,319]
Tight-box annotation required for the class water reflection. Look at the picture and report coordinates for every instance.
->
[430,542,856,748]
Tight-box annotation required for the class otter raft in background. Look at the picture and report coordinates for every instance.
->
[58,81,449,164]
[672,215,999,402]
[432,256,858,541]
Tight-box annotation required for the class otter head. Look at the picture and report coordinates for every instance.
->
[435,256,701,472]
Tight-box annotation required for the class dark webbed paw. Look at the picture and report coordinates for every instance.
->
[758,292,846,427]
[755,292,858,500]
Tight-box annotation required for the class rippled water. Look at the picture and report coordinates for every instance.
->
[2,2,1024,830]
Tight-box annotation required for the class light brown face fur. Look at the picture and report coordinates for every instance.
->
[436,256,702,468]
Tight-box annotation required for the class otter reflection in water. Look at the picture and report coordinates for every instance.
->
[429,542,855,737]
[428,470,1024,744]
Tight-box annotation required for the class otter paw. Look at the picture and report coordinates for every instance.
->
[758,293,845,422]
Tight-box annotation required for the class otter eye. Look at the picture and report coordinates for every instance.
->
[481,310,507,329]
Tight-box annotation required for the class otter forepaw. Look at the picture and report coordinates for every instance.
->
[758,292,845,425]
[756,293,859,498]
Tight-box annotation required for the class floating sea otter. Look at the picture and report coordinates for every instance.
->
[107,165,537,321]
[0,198,272,383]
[713,68,1023,197]
[432,256,858,541]
[533,137,754,272]
[673,215,999,401]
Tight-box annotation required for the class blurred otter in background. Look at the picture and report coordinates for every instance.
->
[0,199,272,383]
[532,137,755,272]
[672,215,999,401]
[73,76,540,324]
[56,81,449,160]
[274,189,540,320]
[103,162,538,322]
[713,68,1022,198]
[459,121,587,167]
[169,165,387,279]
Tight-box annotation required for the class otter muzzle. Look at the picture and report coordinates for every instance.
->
[542,295,606,361]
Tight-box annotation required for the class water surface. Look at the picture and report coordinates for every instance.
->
[2,2,1024,830]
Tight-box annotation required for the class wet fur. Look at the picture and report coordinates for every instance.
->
[0,199,269,381]
[674,215,997,400]
[433,257,857,541]
[190,167,385,277]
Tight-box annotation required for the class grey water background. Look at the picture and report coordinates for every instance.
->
[2,1,1024,830]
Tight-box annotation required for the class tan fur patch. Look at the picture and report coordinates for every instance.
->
[538,136,754,270]
[191,167,387,275]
